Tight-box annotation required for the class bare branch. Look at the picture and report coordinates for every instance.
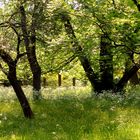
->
[8,11,19,22]
[9,23,26,63]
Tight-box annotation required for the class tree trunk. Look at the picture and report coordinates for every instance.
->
[8,65,34,118]
[99,34,114,91]
[27,45,42,100]
[114,65,139,92]
[20,6,42,100]
[61,14,140,93]
[79,56,100,92]
[72,77,76,86]
[132,0,140,11]
[125,52,139,85]
[0,49,33,118]
[130,73,139,85]
[61,14,100,92]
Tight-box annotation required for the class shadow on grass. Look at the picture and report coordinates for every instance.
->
[0,96,140,140]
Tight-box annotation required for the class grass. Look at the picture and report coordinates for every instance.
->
[0,86,140,140]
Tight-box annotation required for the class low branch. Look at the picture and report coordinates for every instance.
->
[11,26,21,56]
[9,24,26,63]
[53,54,76,71]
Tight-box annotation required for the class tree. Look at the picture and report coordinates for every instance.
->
[1,0,140,95]
[0,0,43,100]
[54,0,140,93]
[0,31,33,118]
[19,2,42,100]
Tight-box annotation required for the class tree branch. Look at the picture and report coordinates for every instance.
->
[0,49,14,66]
[60,13,100,89]
[15,52,27,64]
[112,0,117,9]
[115,63,140,92]
[132,0,140,11]
[45,55,77,73]
[10,23,26,63]
[0,21,9,27]
[19,5,30,47]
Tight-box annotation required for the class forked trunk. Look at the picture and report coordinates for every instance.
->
[61,13,140,94]
[0,49,33,118]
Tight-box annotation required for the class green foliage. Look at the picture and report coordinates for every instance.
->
[0,0,140,84]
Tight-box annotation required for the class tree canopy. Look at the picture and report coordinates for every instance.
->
[0,0,140,94]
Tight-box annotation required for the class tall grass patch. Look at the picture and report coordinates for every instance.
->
[0,86,140,139]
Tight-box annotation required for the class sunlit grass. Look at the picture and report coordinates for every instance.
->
[0,86,140,140]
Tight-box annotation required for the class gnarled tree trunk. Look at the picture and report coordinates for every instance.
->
[0,49,33,118]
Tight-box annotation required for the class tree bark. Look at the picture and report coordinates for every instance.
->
[20,5,42,100]
[125,51,139,85]
[0,49,33,118]
[61,14,140,93]
[132,0,140,11]
[61,14,100,92]
[99,34,114,91]
[130,73,139,85]
[114,65,139,92]
[8,65,34,118]
[72,77,76,86]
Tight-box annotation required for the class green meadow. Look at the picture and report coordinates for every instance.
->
[0,86,140,140]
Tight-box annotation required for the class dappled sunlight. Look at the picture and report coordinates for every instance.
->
[0,0,140,139]
[0,87,140,139]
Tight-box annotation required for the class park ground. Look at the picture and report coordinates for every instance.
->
[0,86,140,140]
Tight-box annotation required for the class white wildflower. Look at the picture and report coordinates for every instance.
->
[56,124,60,127]
[3,116,7,120]
[52,132,56,135]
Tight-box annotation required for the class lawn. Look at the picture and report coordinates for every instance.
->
[0,86,140,140]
